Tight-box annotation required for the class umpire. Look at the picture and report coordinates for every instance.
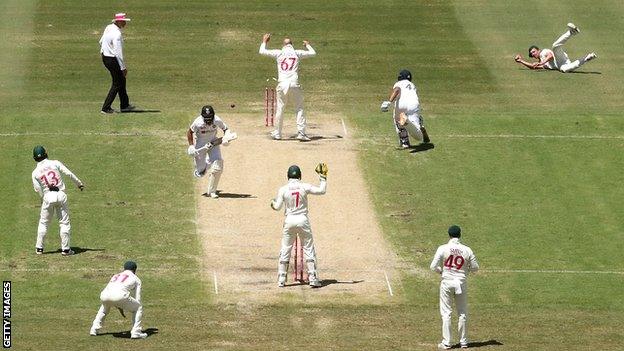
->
[99,13,135,114]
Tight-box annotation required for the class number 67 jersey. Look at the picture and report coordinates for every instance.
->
[430,238,479,281]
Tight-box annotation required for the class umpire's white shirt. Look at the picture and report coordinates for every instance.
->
[100,23,126,70]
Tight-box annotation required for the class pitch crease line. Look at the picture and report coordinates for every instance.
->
[383,270,394,297]
[485,269,624,275]
[340,118,348,136]
[444,134,624,140]
[213,271,219,294]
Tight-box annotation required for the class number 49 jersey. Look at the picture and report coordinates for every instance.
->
[430,238,479,281]
[31,159,83,195]
[273,178,327,216]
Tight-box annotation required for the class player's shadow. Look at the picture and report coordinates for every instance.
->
[119,109,161,113]
[565,70,601,74]
[101,327,159,338]
[43,247,105,255]
[409,143,435,153]
[284,279,364,289]
[277,134,344,142]
[202,192,256,199]
[450,340,503,348]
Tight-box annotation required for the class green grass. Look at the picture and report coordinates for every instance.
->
[1,0,623,350]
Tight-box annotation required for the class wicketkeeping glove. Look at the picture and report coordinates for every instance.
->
[315,162,328,179]
[380,101,391,112]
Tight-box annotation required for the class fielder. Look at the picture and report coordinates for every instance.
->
[259,33,316,141]
[31,145,84,256]
[381,69,431,148]
[187,105,236,198]
[90,261,147,339]
[430,225,479,350]
[514,23,597,72]
[271,163,328,287]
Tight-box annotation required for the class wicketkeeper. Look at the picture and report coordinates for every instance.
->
[271,163,328,287]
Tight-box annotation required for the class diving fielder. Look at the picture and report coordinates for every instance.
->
[514,23,597,72]
[187,105,233,198]
[271,163,328,287]
[430,225,479,350]
[31,145,84,256]
[90,261,147,339]
[259,33,316,141]
[381,69,431,148]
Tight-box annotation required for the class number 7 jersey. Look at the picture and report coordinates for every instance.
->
[273,178,327,216]
[430,238,479,281]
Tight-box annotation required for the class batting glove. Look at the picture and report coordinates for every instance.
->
[380,101,391,112]
[187,145,198,156]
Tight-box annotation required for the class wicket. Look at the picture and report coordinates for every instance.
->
[264,87,275,126]
[292,236,308,283]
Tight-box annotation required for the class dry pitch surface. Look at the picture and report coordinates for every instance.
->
[196,116,400,304]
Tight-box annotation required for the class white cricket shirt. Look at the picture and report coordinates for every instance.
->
[393,79,420,113]
[100,23,126,70]
[540,48,557,70]
[32,159,83,196]
[259,43,316,85]
[189,115,228,145]
[273,178,326,216]
[101,270,142,301]
[430,238,479,282]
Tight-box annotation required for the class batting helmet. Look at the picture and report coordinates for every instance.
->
[201,105,215,123]
[124,260,138,272]
[398,69,412,81]
[287,165,301,179]
[448,225,461,238]
[33,145,48,162]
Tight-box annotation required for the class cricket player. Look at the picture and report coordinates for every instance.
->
[31,145,84,256]
[187,105,233,198]
[430,225,479,350]
[270,163,328,287]
[381,69,431,148]
[514,23,597,72]
[259,33,316,141]
[90,261,147,339]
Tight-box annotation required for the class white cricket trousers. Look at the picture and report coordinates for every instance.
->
[278,214,318,274]
[193,143,223,194]
[92,288,143,335]
[393,109,424,142]
[552,29,591,73]
[36,191,71,251]
[439,279,468,346]
[274,82,306,135]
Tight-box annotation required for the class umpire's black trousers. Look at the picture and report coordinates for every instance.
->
[101,54,129,110]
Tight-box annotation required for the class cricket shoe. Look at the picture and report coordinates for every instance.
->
[296,132,311,142]
[567,23,580,35]
[586,52,597,61]
[131,332,148,339]
[270,130,282,140]
[309,277,322,288]
[120,104,137,112]
[437,343,451,350]
[89,327,100,336]
[278,273,287,287]
[36,247,43,255]
[61,249,75,256]
[461,343,469,348]
[194,169,206,178]
[100,108,115,114]
[208,192,219,199]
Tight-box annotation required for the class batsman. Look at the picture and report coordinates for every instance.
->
[271,163,328,288]
[186,105,237,198]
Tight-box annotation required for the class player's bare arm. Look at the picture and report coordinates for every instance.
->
[187,129,194,145]
[514,54,542,70]
[262,33,271,44]
[389,87,400,102]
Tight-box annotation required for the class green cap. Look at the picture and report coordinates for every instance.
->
[123,260,138,272]
[33,145,47,161]
[448,225,461,238]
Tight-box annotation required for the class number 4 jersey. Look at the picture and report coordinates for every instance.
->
[430,238,479,281]
[31,159,84,195]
